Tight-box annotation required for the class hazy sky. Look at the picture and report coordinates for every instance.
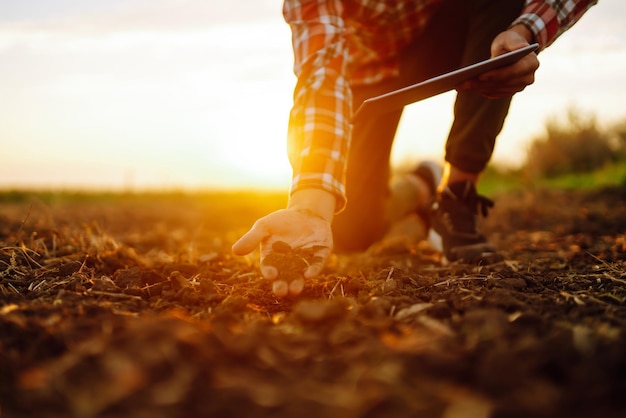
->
[1,0,625,190]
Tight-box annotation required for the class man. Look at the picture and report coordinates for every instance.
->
[233,0,598,297]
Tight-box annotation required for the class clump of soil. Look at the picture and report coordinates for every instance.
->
[263,241,324,282]
[0,188,625,418]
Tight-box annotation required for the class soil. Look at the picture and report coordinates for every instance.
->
[0,187,625,418]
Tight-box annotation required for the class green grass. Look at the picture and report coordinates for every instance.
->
[476,165,527,196]
[2,160,625,205]
[479,160,626,196]
[536,160,626,189]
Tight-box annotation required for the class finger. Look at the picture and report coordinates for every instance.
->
[491,33,530,58]
[272,280,289,298]
[478,68,521,84]
[304,262,325,279]
[473,74,533,95]
[304,246,332,279]
[289,278,305,296]
[480,53,538,81]
[455,80,475,92]
[459,67,533,97]
[231,221,268,256]
[260,264,279,280]
[479,82,529,98]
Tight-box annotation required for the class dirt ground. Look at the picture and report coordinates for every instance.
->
[0,186,625,418]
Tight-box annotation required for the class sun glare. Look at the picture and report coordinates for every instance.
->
[1,1,625,191]
[216,89,294,190]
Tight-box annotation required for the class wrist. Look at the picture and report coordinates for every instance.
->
[288,188,336,222]
[509,23,536,45]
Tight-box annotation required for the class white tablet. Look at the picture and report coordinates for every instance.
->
[351,43,539,124]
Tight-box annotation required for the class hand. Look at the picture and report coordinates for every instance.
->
[232,189,335,298]
[458,25,540,99]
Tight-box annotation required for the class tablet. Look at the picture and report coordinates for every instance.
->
[351,43,539,124]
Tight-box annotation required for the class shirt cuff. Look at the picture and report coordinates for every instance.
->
[290,174,347,214]
[511,3,560,49]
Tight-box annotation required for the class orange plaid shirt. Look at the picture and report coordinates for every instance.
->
[283,0,597,211]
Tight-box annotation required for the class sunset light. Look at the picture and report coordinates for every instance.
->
[2,3,626,414]
[1,0,625,191]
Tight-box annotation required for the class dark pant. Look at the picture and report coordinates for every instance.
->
[333,0,525,252]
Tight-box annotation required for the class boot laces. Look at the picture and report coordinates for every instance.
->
[441,182,494,233]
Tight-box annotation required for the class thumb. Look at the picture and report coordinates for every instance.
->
[232,221,268,256]
[493,32,529,56]
[505,37,529,52]
[303,246,332,279]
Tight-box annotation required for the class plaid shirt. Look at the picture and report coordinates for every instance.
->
[283,0,597,211]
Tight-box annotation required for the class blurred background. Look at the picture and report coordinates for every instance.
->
[0,0,624,192]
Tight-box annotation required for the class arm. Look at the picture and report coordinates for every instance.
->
[285,0,350,212]
[233,1,350,298]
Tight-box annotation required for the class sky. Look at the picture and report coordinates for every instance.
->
[0,0,625,191]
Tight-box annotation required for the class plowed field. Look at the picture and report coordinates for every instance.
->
[1,187,625,418]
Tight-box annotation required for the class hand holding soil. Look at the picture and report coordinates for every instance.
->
[263,241,326,298]
[232,207,333,297]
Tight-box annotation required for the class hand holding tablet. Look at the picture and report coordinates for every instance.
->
[351,43,539,124]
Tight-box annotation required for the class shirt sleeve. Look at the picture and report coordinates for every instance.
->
[511,0,598,49]
[283,0,350,212]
